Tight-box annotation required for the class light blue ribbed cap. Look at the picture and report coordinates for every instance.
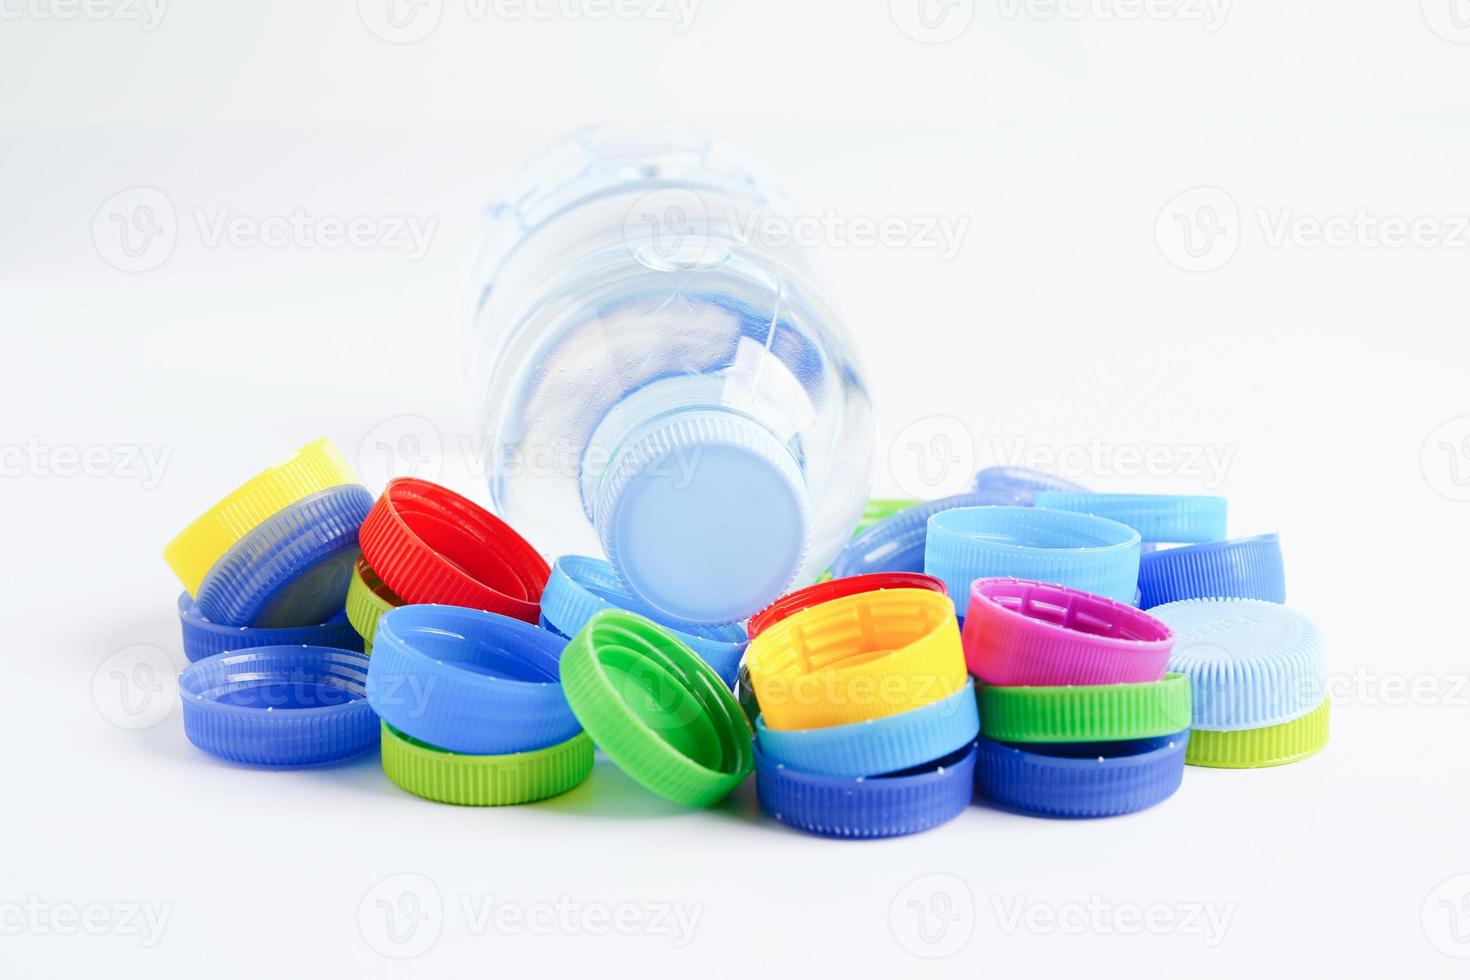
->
[1151,598,1324,731]
[924,505,1141,613]
[1033,492,1227,544]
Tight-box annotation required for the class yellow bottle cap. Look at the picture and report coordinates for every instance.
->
[163,438,358,596]
[746,587,967,731]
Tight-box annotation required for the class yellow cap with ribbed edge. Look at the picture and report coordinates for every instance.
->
[163,439,359,596]
[745,587,967,731]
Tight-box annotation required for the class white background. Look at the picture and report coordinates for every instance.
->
[3,0,1469,976]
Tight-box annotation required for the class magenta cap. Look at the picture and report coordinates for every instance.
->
[962,578,1174,686]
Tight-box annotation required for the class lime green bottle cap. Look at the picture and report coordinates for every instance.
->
[559,609,754,807]
[1184,698,1329,769]
[380,722,593,805]
[978,674,1193,743]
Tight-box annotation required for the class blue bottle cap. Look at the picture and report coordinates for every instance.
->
[177,593,363,662]
[924,506,1142,611]
[754,742,977,839]
[178,645,377,767]
[754,680,979,778]
[828,490,1015,580]
[970,466,1088,504]
[541,555,746,685]
[973,732,1188,818]
[367,604,582,754]
[1033,492,1227,544]
[1137,533,1286,608]
[1150,598,1325,731]
[593,411,810,626]
[193,485,374,628]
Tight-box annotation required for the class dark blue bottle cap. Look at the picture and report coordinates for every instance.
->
[828,490,1015,579]
[178,645,377,767]
[973,732,1188,818]
[754,742,976,839]
[193,485,374,628]
[177,593,363,662]
[1137,533,1285,608]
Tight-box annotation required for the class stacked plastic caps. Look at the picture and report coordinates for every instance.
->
[1016,487,1324,769]
[163,445,1324,824]
[164,439,378,767]
[740,574,980,838]
[165,443,754,811]
[962,577,1190,817]
[831,469,1325,800]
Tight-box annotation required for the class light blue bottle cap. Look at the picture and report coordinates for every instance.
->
[1150,598,1325,731]
[593,411,809,625]
[1033,492,1227,544]
[924,505,1141,612]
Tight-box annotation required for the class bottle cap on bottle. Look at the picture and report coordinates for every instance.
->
[593,411,810,625]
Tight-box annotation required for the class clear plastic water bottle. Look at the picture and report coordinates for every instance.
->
[469,127,875,624]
